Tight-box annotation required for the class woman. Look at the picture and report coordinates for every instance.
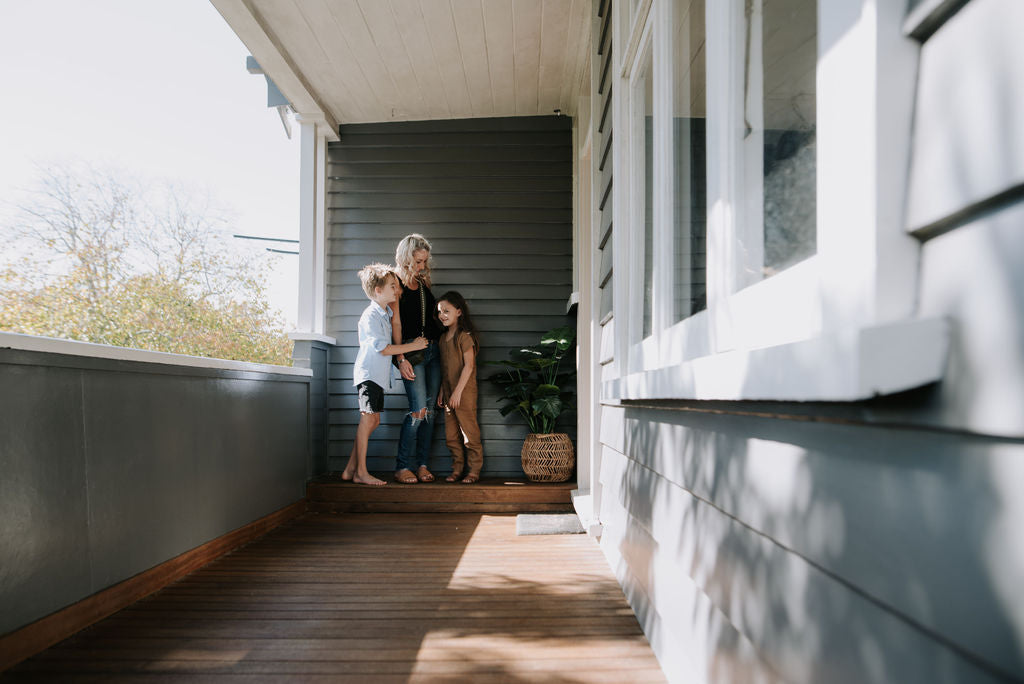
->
[390,234,443,484]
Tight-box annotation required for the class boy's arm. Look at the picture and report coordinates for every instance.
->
[389,300,404,360]
[381,338,426,357]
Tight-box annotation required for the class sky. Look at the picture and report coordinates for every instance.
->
[0,0,301,326]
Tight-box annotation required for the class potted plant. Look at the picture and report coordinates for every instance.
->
[487,326,577,482]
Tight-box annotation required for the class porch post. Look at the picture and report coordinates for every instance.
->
[291,115,335,477]
[295,117,330,336]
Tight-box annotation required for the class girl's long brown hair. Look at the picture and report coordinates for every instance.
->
[437,290,479,351]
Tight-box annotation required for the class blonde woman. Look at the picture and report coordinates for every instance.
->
[389,234,442,484]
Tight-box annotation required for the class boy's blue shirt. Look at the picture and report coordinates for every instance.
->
[353,301,397,390]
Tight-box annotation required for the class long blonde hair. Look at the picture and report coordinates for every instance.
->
[395,233,433,287]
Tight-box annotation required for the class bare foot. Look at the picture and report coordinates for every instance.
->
[353,474,386,486]
[461,473,479,484]
[341,468,354,481]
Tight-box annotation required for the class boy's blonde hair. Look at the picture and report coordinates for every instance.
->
[395,233,433,287]
[358,263,396,299]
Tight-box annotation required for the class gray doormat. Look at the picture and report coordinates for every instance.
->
[516,513,585,536]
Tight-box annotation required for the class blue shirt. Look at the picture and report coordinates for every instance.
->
[353,301,396,390]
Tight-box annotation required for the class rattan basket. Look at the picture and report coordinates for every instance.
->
[521,433,575,482]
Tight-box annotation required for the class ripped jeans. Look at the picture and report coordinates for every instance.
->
[395,340,441,473]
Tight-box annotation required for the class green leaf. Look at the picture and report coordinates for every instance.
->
[534,383,560,397]
[540,326,576,351]
[532,395,563,420]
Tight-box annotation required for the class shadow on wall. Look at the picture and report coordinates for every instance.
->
[614,405,1023,683]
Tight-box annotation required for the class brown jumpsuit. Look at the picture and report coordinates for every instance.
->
[439,330,482,477]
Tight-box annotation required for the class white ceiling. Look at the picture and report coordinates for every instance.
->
[212,0,592,132]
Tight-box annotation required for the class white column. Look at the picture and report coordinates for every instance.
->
[295,117,330,337]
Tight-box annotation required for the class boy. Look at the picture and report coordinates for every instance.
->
[342,264,428,486]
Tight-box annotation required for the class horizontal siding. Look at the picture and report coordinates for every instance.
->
[598,404,1021,683]
[326,116,575,478]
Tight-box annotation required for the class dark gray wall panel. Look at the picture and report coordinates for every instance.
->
[0,349,309,635]
[326,116,574,477]
[0,363,92,635]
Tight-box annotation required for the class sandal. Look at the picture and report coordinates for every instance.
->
[417,466,435,483]
[394,469,418,484]
[445,471,463,483]
[461,473,479,484]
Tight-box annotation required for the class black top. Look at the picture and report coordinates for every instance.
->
[397,277,442,340]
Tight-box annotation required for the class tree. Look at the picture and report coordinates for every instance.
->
[0,164,292,365]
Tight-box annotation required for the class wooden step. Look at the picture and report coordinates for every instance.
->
[307,474,575,513]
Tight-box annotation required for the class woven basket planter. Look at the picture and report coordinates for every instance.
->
[521,433,575,482]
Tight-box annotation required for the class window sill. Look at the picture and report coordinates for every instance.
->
[603,317,949,402]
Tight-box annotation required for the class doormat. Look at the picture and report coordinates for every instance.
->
[516,513,585,536]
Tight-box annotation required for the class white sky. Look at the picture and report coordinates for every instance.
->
[0,0,301,326]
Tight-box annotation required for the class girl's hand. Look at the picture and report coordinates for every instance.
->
[436,394,444,408]
[399,359,416,381]
[412,336,428,350]
[450,388,462,409]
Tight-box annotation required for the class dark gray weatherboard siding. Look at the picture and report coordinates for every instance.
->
[0,348,309,636]
[326,116,574,477]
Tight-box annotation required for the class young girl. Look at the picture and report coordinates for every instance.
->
[435,291,482,484]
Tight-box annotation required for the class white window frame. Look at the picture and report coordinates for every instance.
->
[604,0,949,403]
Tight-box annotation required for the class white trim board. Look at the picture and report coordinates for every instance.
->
[603,317,949,402]
[0,332,312,377]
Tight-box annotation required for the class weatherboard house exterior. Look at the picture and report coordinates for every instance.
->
[3,0,1024,681]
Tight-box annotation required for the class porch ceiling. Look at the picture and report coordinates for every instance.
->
[211,0,592,132]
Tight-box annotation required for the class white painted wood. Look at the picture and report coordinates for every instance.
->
[606,316,949,401]
[313,129,328,336]
[216,0,590,125]
[389,0,453,119]
[512,0,544,115]
[906,0,1024,233]
[287,332,337,345]
[419,0,474,118]
[0,332,311,376]
[559,0,591,113]
[538,0,572,115]
[481,0,517,115]
[356,0,428,119]
[451,0,495,117]
[316,1,402,119]
[297,120,316,333]
[919,200,1024,439]
[818,0,920,332]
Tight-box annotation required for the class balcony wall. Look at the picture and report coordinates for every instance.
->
[0,335,310,636]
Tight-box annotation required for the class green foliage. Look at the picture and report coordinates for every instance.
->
[486,326,577,434]
[0,165,292,365]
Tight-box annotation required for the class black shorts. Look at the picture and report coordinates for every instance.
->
[356,381,384,414]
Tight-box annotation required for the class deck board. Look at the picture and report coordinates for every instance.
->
[5,513,665,683]
[306,475,576,513]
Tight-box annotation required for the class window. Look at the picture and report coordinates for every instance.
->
[640,47,655,339]
[749,0,817,281]
[672,0,707,321]
[606,0,947,401]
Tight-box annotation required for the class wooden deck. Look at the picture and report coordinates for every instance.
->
[307,475,576,513]
[4,513,666,683]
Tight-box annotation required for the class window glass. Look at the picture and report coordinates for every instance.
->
[641,48,655,339]
[673,0,707,321]
[755,0,817,277]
